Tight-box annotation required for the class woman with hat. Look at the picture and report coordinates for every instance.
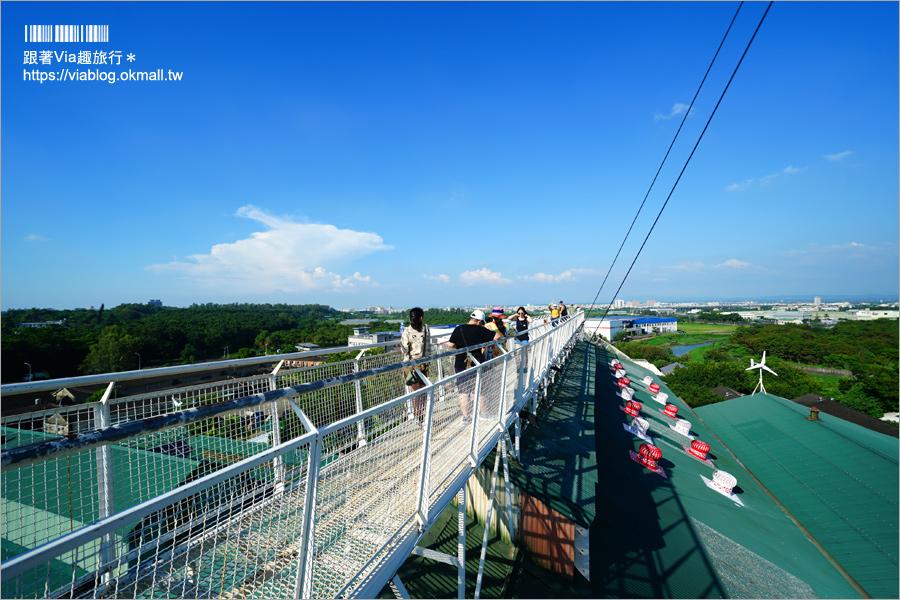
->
[484,307,507,359]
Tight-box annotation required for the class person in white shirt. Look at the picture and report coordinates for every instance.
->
[400,307,431,424]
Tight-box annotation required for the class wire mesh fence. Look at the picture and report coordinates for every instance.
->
[1,313,583,599]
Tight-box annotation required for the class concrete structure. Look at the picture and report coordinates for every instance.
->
[584,316,677,340]
[854,309,899,320]
[347,326,403,346]
[15,320,65,328]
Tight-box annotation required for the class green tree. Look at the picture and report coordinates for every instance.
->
[839,382,883,417]
[81,326,141,373]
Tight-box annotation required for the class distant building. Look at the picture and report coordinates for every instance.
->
[348,327,402,347]
[814,296,822,305]
[149,299,163,307]
[854,309,899,320]
[43,414,69,436]
[15,320,65,328]
[283,343,324,369]
[660,362,686,375]
[584,316,677,340]
[791,393,898,438]
[711,385,744,400]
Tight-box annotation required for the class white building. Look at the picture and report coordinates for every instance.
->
[348,327,403,347]
[854,310,899,320]
[583,316,677,340]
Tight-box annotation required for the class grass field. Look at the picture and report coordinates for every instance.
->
[683,342,718,364]
[806,373,846,399]
[678,322,740,334]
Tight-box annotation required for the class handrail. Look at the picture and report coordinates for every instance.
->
[0,318,530,396]
[1,339,403,396]
[0,312,583,599]
[0,337,506,471]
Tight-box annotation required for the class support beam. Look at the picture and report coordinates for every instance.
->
[389,575,411,599]
[474,441,502,599]
[502,436,515,543]
[457,486,466,599]
[410,546,461,567]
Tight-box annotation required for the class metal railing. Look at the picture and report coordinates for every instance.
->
[1,312,583,599]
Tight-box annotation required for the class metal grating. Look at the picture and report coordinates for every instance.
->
[1,314,584,598]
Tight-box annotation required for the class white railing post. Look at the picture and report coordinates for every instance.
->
[270,361,285,497]
[498,352,510,427]
[95,382,116,587]
[295,434,322,599]
[413,384,436,529]
[468,361,483,467]
[354,349,368,446]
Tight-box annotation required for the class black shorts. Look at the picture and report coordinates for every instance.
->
[454,365,477,394]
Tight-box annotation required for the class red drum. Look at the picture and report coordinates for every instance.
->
[625,400,642,417]
[689,440,710,460]
[639,443,662,469]
[664,403,679,418]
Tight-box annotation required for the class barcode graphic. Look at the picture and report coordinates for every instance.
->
[25,25,108,43]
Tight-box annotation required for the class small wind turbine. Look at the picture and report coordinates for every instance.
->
[746,351,778,394]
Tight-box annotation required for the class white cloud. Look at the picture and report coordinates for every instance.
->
[660,261,706,272]
[424,273,451,283]
[727,165,801,191]
[146,204,390,292]
[654,103,692,120]
[459,268,511,286]
[716,259,752,269]
[783,241,895,266]
[25,234,48,242]
[824,150,853,161]
[518,268,599,284]
[725,180,753,192]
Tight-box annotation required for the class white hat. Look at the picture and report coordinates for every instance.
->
[470,309,486,321]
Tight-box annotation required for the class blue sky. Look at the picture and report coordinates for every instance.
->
[3,1,897,310]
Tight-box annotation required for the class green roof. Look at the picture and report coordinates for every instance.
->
[1,427,203,598]
[503,341,867,598]
[695,393,900,600]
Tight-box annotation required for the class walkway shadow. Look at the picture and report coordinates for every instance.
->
[588,344,726,599]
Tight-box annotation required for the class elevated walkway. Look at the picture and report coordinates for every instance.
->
[1,314,583,598]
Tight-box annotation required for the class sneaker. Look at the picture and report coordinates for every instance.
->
[462,416,473,425]
[478,413,492,422]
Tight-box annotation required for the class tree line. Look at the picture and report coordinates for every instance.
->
[3,303,350,382]
[614,320,898,417]
[1,304,483,383]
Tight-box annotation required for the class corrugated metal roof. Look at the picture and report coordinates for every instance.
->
[695,393,899,599]
[1,427,202,598]
[503,341,867,598]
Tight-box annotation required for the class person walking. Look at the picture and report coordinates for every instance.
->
[446,310,503,423]
[509,307,534,344]
[400,307,431,424]
[509,306,534,371]
[483,306,507,360]
[549,303,560,327]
